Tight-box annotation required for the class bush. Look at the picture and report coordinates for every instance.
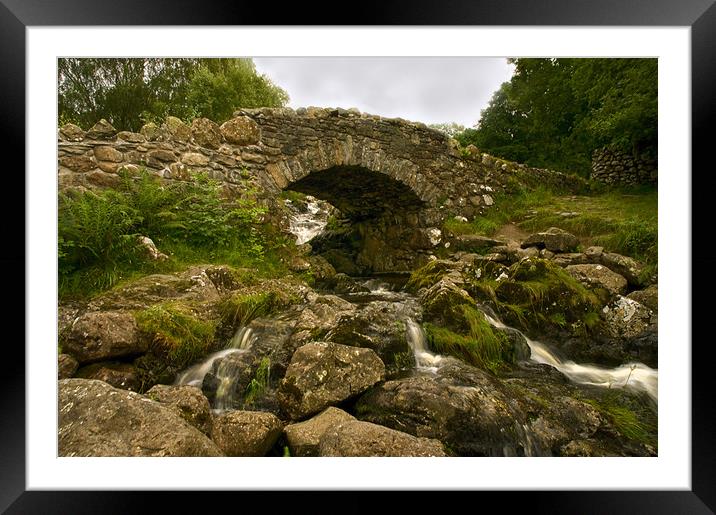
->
[58,169,269,298]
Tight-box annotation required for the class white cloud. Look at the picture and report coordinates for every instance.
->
[254,57,514,127]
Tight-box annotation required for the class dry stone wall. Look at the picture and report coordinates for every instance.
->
[591,148,657,186]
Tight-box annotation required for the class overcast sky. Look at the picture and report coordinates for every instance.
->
[253,57,514,128]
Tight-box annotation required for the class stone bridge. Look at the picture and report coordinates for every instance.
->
[58,107,585,273]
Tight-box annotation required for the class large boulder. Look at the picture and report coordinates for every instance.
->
[210,410,282,456]
[62,311,146,364]
[146,384,213,435]
[318,420,447,457]
[627,284,658,312]
[600,252,646,286]
[419,278,476,332]
[220,116,261,146]
[566,264,628,296]
[140,122,161,141]
[58,379,222,456]
[522,227,579,253]
[324,301,418,366]
[87,266,221,313]
[191,117,223,149]
[284,407,356,457]
[357,359,655,457]
[163,116,192,143]
[85,119,116,140]
[601,296,655,339]
[75,361,140,391]
[355,359,529,456]
[59,123,85,142]
[278,342,385,420]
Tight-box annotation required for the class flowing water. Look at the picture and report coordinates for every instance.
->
[286,195,329,245]
[480,307,658,402]
[406,318,443,373]
[175,203,658,414]
[174,326,256,409]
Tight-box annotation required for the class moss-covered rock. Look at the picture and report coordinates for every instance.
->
[405,259,463,293]
[135,302,217,371]
[419,278,476,332]
[424,305,529,374]
[490,258,605,334]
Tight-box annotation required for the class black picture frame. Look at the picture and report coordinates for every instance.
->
[3,0,714,512]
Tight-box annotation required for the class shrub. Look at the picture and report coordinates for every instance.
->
[58,168,271,298]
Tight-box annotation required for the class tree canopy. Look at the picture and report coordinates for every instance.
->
[58,58,289,131]
[456,58,657,177]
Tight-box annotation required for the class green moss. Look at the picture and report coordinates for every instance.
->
[219,289,297,328]
[135,303,217,370]
[549,312,567,328]
[582,311,601,329]
[405,260,454,292]
[491,259,602,331]
[424,305,516,375]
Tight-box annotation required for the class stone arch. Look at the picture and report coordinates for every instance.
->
[263,135,440,208]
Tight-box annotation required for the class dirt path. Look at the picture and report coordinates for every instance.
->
[494,223,530,244]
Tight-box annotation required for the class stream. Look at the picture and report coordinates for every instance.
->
[175,197,657,416]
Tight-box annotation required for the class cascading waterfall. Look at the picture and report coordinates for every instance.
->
[480,308,658,403]
[287,196,329,245]
[175,326,256,406]
[406,318,443,372]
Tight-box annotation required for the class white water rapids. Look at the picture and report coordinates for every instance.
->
[287,196,329,245]
[483,311,658,402]
[174,326,256,392]
[405,309,657,403]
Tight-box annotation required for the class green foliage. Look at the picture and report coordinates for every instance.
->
[58,189,147,294]
[457,58,657,176]
[583,391,656,447]
[428,122,466,138]
[458,184,657,265]
[279,190,307,203]
[424,305,515,374]
[58,58,288,131]
[58,169,271,299]
[135,303,216,369]
[243,356,271,407]
[185,59,289,123]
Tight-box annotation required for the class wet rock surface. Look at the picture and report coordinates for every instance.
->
[59,379,222,457]
[278,342,386,420]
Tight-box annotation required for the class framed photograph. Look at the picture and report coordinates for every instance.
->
[6,0,714,511]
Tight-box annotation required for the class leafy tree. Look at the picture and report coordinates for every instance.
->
[428,122,466,138]
[58,58,289,131]
[457,58,657,176]
[185,59,289,123]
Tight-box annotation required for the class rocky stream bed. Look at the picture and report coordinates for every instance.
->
[58,197,658,457]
